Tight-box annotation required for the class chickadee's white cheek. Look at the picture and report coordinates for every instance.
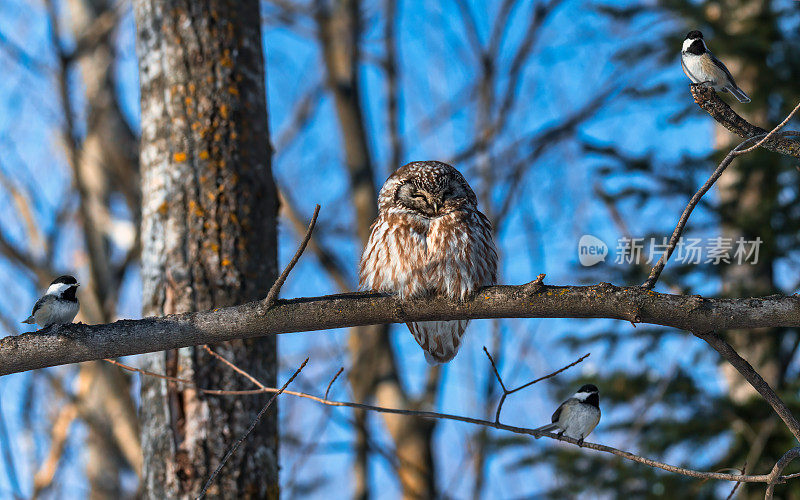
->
[46,283,71,296]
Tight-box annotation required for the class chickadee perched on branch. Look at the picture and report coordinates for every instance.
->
[22,275,80,328]
[533,384,600,444]
[681,30,751,104]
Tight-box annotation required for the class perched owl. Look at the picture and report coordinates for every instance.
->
[359,161,498,363]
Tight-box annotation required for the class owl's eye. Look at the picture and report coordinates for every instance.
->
[411,193,426,201]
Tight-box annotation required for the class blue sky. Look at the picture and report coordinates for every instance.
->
[0,0,763,497]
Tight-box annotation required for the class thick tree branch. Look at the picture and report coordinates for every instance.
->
[690,84,800,158]
[695,330,800,442]
[3,282,800,376]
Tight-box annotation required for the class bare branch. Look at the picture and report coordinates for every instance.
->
[325,367,344,400]
[691,85,800,158]
[104,358,268,396]
[4,282,800,376]
[113,355,800,490]
[765,447,800,499]
[726,463,746,500]
[483,346,589,423]
[279,191,350,290]
[259,204,320,313]
[643,130,800,289]
[197,358,307,499]
[736,101,800,155]
[695,330,800,442]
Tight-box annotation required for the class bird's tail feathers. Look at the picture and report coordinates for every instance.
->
[533,423,559,439]
[408,320,467,364]
[21,316,35,325]
[423,351,442,365]
[726,85,751,103]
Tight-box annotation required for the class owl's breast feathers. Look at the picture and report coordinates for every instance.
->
[359,211,430,299]
[359,208,497,301]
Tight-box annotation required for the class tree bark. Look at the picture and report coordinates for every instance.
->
[133,1,278,498]
[4,284,800,374]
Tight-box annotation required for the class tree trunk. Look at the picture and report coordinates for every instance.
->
[713,0,778,402]
[134,1,279,498]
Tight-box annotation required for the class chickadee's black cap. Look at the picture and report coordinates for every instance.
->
[686,30,703,40]
[577,384,599,393]
[51,275,78,285]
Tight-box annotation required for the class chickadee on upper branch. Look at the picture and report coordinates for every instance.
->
[22,275,80,328]
[681,30,751,104]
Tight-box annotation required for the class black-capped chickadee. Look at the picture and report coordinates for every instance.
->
[533,384,600,443]
[22,275,80,328]
[681,30,750,103]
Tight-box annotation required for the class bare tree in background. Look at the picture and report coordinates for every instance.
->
[0,0,142,497]
[267,0,619,497]
[134,0,279,498]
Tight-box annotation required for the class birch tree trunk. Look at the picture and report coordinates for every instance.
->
[134,1,279,498]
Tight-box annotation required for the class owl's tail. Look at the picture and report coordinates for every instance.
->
[407,320,469,364]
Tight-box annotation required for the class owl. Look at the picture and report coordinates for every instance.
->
[359,161,498,363]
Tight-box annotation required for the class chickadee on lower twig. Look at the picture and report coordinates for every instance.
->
[533,384,600,444]
[681,30,750,104]
[22,275,80,328]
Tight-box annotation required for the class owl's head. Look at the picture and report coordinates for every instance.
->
[379,161,478,217]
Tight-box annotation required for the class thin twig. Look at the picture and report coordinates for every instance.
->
[117,354,799,488]
[483,347,590,423]
[201,345,264,389]
[765,447,800,499]
[726,462,746,500]
[696,331,800,442]
[259,204,320,314]
[279,190,350,290]
[104,358,268,396]
[736,101,800,155]
[690,84,800,158]
[642,94,800,289]
[196,358,308,499]
[325,367,344,400]
[642,131,800,289]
